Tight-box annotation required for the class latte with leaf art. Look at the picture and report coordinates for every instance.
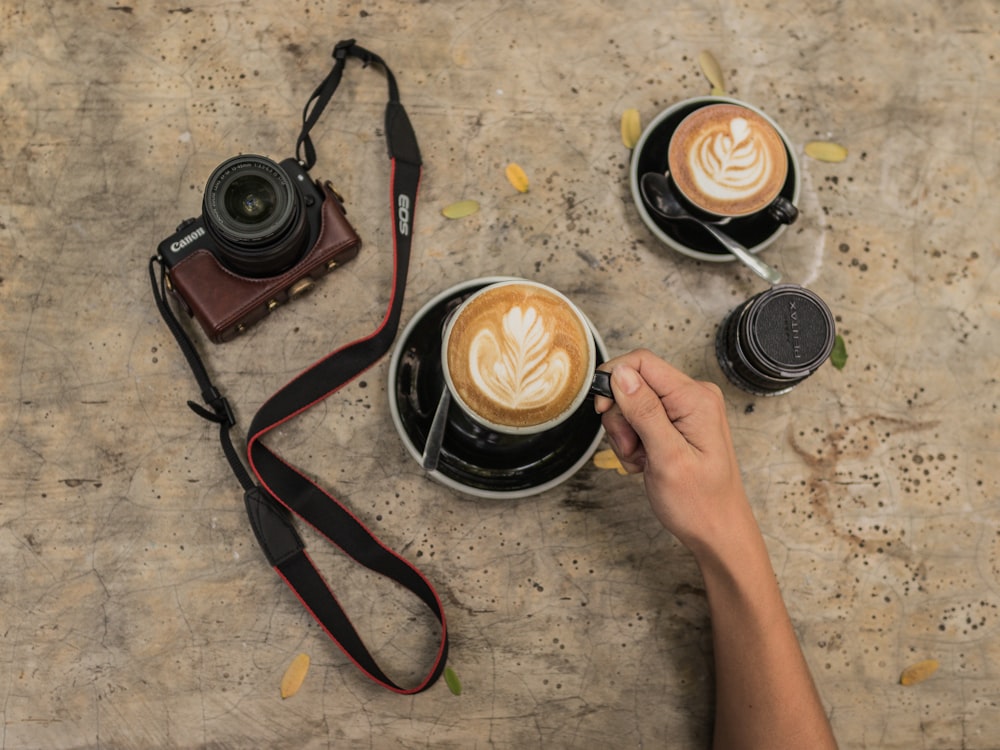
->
[444,282,593,432]
[668,103,787,217]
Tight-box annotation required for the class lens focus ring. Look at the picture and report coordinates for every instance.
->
[202,155,307,277]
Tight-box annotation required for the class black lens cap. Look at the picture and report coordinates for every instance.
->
[717,284,836,395]
[744,286,835,377]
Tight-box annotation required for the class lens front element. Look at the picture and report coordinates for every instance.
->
[224,174,279,225]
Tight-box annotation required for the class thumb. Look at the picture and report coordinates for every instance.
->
[610,364,680,458]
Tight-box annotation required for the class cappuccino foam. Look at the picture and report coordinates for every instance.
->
[445,283,592,430]
[668,103,787,217]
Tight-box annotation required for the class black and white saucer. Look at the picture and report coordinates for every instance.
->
[387,277,608,499]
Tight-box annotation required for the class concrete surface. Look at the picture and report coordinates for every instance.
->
[1,1,998,748]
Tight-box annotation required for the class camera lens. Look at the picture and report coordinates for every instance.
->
[203,155,308,276]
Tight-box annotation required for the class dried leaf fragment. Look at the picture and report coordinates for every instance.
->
[444,666,462,696]
[505,162,530,193]
[698,50,725,94]
[441,199,481,219]
[900,658,939,686]
[805,141,849,163]
[830,334,848,370]
[620,108,641,149]
[594,448,627,475]
[280,653,310,699]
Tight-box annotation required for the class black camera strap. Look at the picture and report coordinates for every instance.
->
[150,40,448,694]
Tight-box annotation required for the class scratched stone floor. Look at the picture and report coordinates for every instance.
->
[1,2,998,749]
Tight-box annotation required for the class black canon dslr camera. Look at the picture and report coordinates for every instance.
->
[157,154,360,343]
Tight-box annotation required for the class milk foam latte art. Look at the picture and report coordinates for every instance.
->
[443,281,595,433]
[668,103,788,217]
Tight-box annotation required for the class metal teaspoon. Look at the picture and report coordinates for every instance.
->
[640,172,782,285]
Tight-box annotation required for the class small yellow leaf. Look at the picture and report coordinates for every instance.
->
[280,653,310,699]
[594,448,627,475]
[441,199,481,219]
[900,658,939,686]
[620,108,641,149]
[805,141,849,163]
[505,162,530,193]
[698,50,725,94]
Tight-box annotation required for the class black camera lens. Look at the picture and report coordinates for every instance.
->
[716,284,835,396]
[203,155,308,276]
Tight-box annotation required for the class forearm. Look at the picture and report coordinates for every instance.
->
[691,508,837,750]
[594,354,837,747]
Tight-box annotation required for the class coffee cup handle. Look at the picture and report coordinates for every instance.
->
[767,195,798,225]
[589,370,614,400]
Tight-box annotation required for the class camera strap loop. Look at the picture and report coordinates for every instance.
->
[297,39,406,172]
[149,257,256,491]
[151,42,448,695]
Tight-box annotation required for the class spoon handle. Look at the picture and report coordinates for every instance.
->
[421,387,451,471]
[700,223,782,285]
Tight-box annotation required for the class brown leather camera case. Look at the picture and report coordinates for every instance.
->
[168,183,361,343]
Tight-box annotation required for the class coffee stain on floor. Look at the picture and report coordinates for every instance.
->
[787,413,939,551]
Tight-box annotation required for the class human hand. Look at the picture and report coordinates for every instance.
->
[594,349,755,557]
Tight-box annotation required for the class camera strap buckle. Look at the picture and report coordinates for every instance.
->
[332,38,355,60]
[334,38,375,69]
[186,387,235,428]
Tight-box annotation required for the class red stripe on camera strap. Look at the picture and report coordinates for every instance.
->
[151,41,448,694]
[243,43,448,694]
[245,159,449,694]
